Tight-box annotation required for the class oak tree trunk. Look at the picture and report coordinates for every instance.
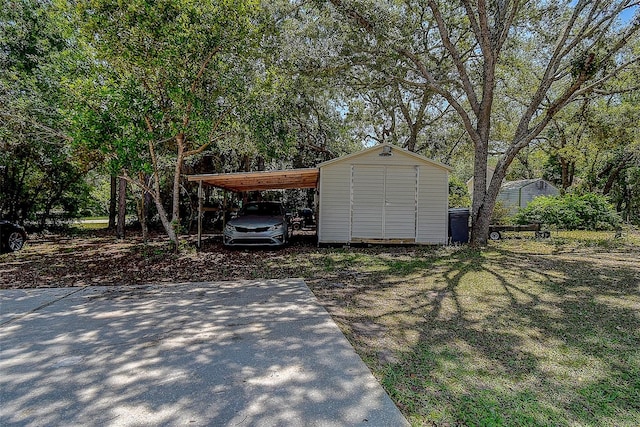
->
[108,174,117,229]
[116,176,127,240]
[155,198,177,247]
[172,133,185,226]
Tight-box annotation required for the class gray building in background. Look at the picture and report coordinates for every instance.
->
[497,178,559,214]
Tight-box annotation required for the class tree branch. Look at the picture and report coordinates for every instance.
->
[183,131,230,158]
[505,54,597,167]
[427,0,480,113]
[397,47,480,145]
[515,3,585,137]
[0,112,72,142]
[183,47,222,128]
[573,56,640,98]
[326,0,375,32]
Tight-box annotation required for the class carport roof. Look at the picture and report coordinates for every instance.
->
[187,168,319,192]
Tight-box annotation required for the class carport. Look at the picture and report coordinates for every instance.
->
[187,168,319,247]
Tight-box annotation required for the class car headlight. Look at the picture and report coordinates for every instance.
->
[224,224,235,232]
[268,223,284,231]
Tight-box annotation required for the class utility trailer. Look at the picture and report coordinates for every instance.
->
[291,208,316,231]
[488,223,551,240]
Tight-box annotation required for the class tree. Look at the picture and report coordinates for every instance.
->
[1,0,95,224]
[582,91,640,222]
[227,1,365,168]
[63,0,263,246]
[320,0,639,244]
[280,1,463,161]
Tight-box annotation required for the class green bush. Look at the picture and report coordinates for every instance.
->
[514,193,621,230]
[449,176,471,208]
[490,200,512,225]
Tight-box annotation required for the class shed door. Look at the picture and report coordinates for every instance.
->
[350,165,417,240]
[384,166,417,239]
[351,165,384,239]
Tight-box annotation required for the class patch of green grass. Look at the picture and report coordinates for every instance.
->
[551,229,640,249]
[322,255,337,272]
[73,222,109,230]
[300,234,640,427]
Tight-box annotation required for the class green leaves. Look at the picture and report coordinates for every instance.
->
[68,0,262,140]
[0,0,95,222]
[514,193,622,231]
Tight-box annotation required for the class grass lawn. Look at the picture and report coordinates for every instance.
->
[72,217,110,230]
[2,229,639,426]
[286,231,640,426]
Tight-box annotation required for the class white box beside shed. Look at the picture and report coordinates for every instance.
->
[317,143,451,245]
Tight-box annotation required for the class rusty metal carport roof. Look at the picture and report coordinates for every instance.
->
[187,168,319,192]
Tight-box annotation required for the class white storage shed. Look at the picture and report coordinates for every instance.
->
[317,143,451,245]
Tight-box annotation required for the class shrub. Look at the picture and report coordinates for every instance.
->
[490,200,512,225]
[449,176,471,208]
[514,193,621,230]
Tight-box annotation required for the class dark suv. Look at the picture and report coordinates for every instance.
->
[0,220,27,253]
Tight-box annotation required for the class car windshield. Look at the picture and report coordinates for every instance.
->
[240,203,282,216]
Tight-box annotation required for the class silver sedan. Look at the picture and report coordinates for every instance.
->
[223,202,291,247]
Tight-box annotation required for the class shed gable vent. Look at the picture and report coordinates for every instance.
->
[379,145,393,156]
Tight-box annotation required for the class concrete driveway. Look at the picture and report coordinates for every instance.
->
[0,280,408,426]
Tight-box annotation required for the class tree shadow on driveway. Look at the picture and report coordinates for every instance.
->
[1,280,407,426]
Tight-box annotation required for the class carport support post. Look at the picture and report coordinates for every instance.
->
[223,190,227,230]
[197,180,203,249]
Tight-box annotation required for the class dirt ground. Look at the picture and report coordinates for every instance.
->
[2,229,638,290]
[0,230,327,289]
[1,228,428,293]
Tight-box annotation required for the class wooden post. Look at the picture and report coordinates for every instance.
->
[197,180,203,249]
[223,190,228,230]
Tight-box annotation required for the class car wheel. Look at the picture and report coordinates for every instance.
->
[6,231,25,252]
[489,231,501,241]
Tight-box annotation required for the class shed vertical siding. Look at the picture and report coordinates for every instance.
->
[351,165,384,239]
[416,166,448,244]
[497,179,559,214]
[318,144,450,244]
[520,181,558,206]
[383,166,417,239]
[497,188,521,209]
[318,163,351,243]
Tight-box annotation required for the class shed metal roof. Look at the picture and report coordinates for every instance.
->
[500,178,555,191]
[187,168,319,192]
